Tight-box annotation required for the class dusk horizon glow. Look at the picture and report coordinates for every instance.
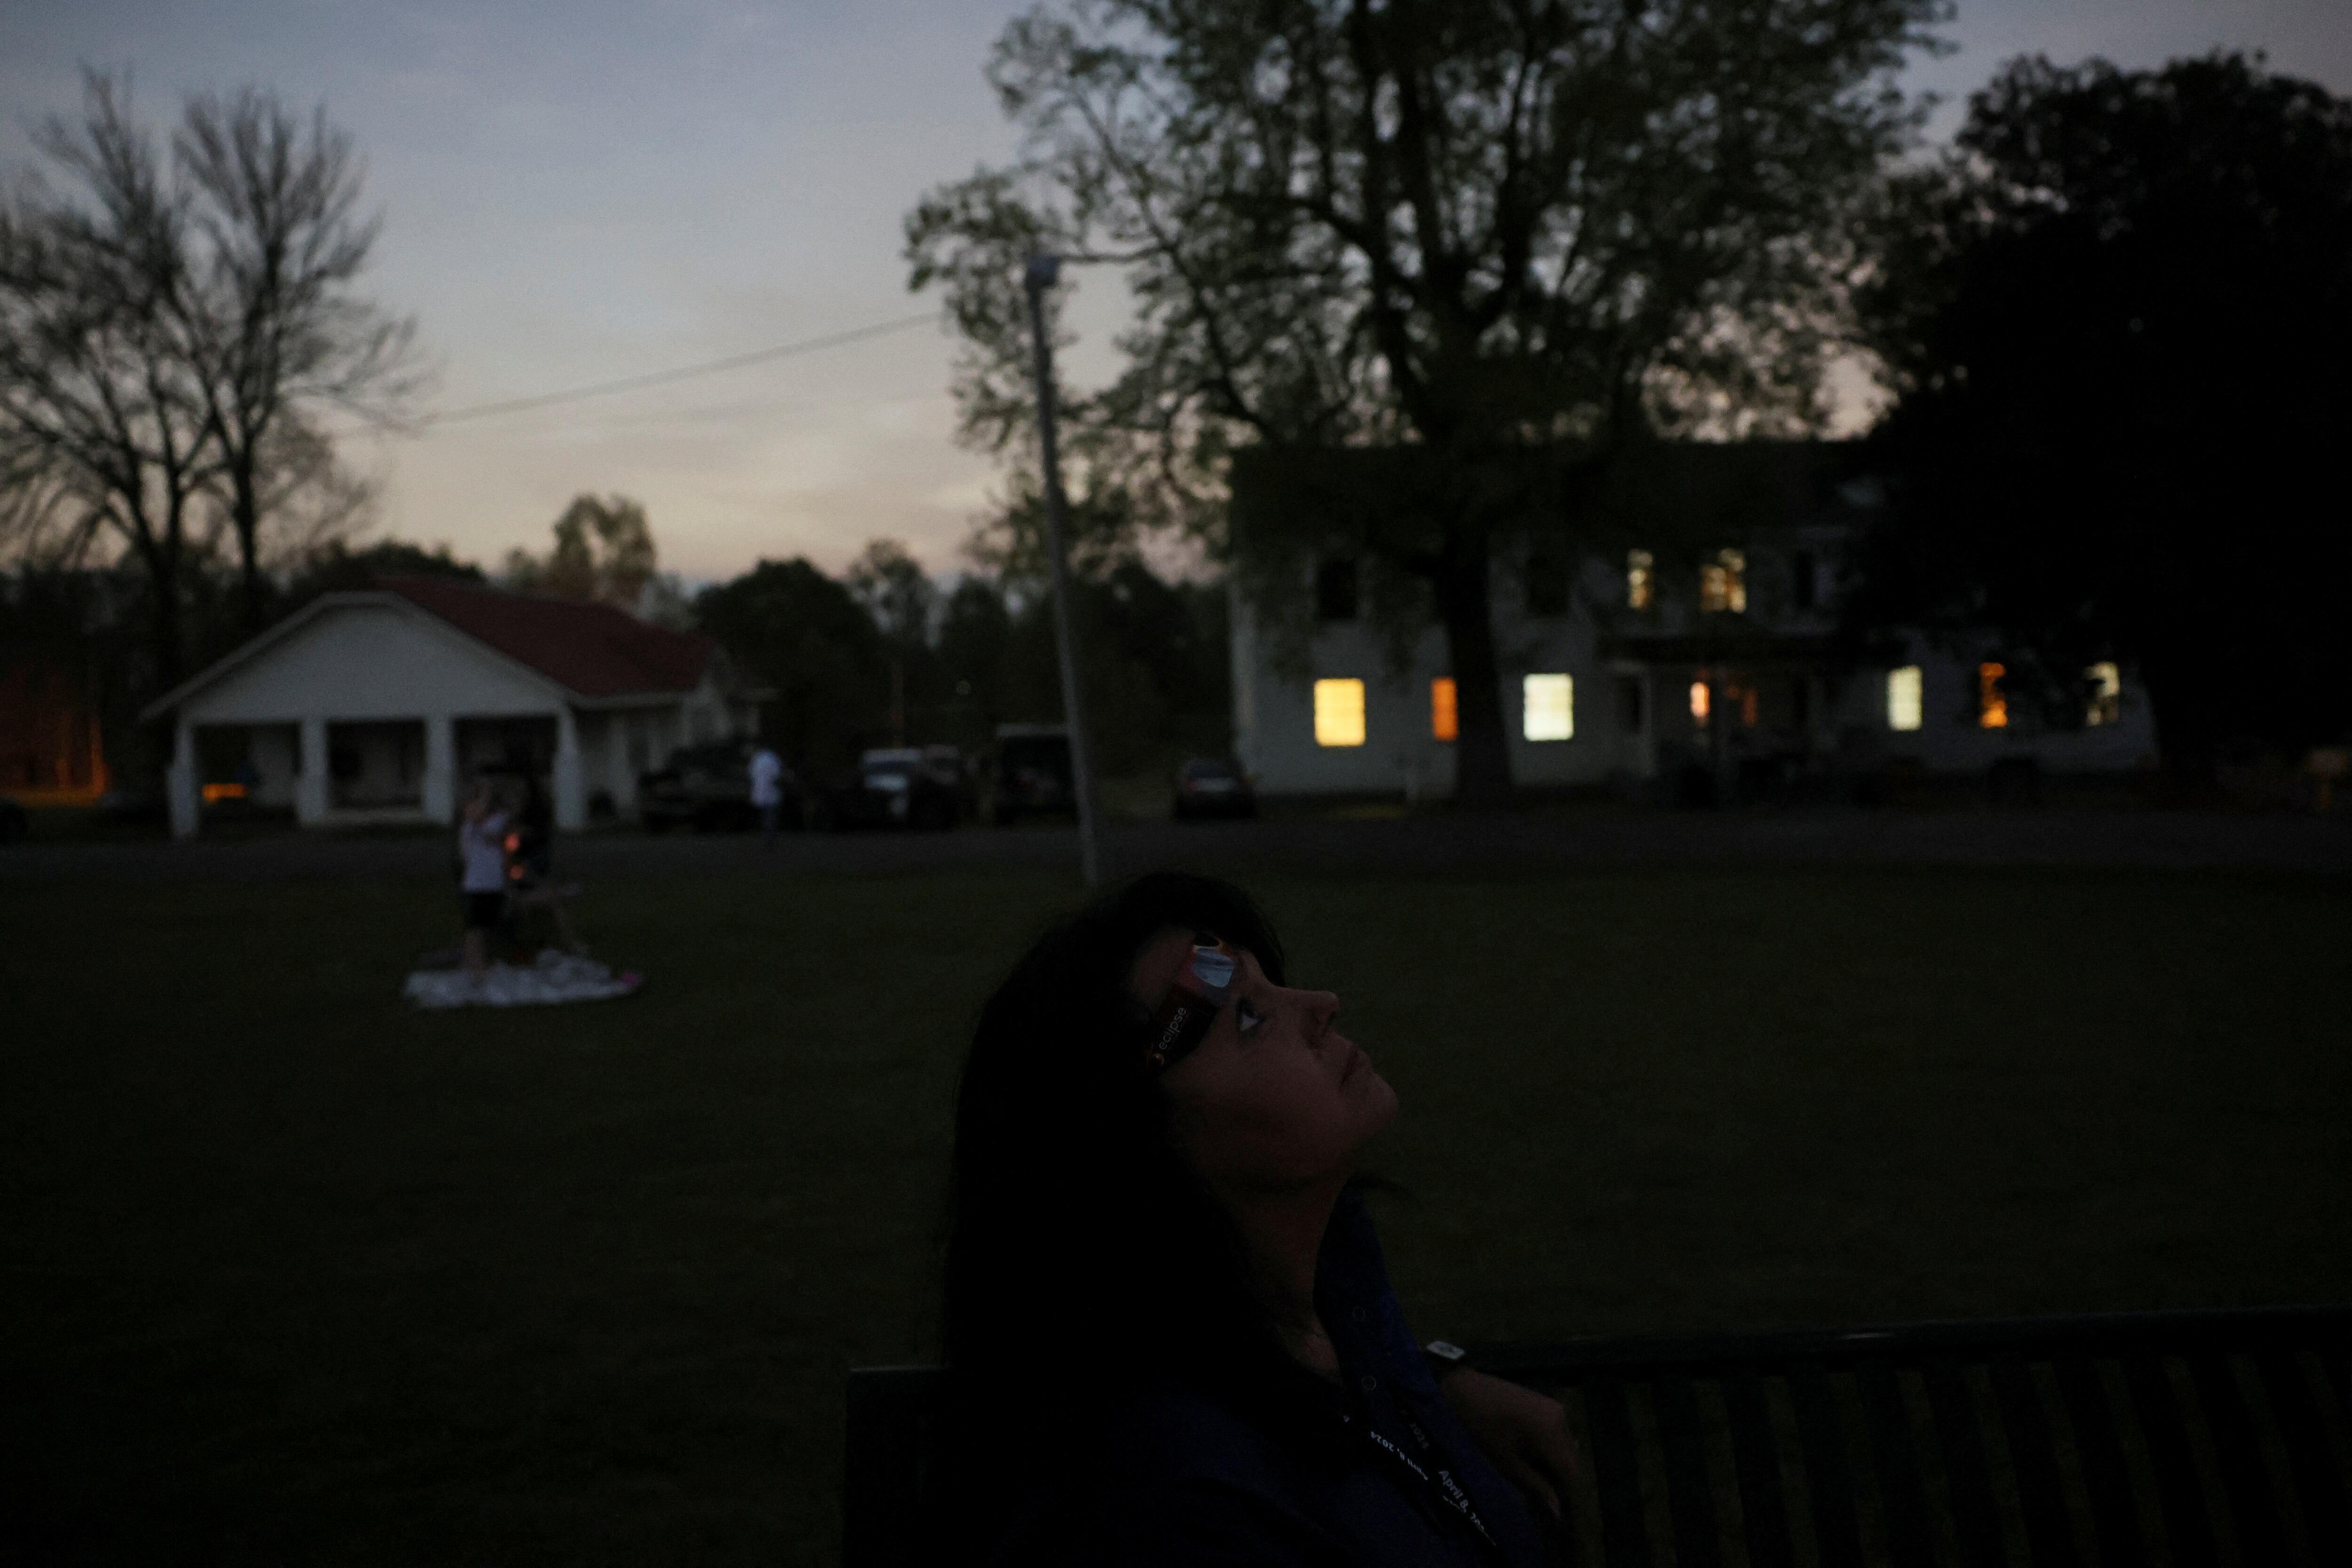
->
[4,0,2344,583]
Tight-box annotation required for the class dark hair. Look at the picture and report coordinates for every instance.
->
[933,872,1319,1547]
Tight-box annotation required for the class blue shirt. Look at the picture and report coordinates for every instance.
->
[990,1193,1552,1568]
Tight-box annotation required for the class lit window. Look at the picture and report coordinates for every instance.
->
[1430,678,1457,742]
[1626,549,1655,611]
[1978,662,2008,729]
[1699,548,1747,614]
[1887,666,1923,732]
[2085,662,2121,726]
[1690,680,1711,728]
[1313,678,1366,747]
[1523,674,1573,741]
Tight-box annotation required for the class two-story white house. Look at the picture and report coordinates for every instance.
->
[1230,442,2158,799]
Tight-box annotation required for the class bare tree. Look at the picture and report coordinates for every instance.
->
[0,73,219,688]
[177,86,418,630]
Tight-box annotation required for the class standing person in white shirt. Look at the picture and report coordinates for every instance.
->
[456,777,510,982]
[749,740,786,840]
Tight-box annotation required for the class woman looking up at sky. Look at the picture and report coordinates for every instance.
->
[933,872,1575,1565]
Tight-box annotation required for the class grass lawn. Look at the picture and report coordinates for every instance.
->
[4,862,2347,1563]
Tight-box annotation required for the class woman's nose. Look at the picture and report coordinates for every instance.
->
[1296,988,1342,1043]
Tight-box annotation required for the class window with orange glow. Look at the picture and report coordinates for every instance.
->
[1430,678,1457,742]
[1978,662,2009,729]
[1689,680,1711,727]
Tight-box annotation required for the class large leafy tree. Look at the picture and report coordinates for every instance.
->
[1855,52,2352,779]
[908,0,1944,806]
[693,557,892,772]
[502,493,661,608]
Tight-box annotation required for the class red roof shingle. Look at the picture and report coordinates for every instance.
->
[377,576,713,698]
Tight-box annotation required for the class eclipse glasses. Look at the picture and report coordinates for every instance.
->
[1142,934,1238,1071]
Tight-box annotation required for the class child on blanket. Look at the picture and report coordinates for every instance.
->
[457,777,509,985]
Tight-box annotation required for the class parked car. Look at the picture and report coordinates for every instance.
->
[0,795,26,845]
[989,724,1074,825]
[813,747,961,831]
[1171,757,1256,820]
[638,740,800,832]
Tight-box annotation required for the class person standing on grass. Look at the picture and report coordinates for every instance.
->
[749,739,785,840]
[456,777,509,985]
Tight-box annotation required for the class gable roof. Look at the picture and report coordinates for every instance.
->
[140,577,717,722]
[375,576,713,697]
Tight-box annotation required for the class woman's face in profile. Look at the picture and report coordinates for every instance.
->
[1132,928,1398,1196]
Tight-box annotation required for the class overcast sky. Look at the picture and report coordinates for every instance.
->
[3,1,2346,583]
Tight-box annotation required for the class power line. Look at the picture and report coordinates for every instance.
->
[403,310,938,429]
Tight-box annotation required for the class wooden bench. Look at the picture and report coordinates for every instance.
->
[847,1305,2350,1566]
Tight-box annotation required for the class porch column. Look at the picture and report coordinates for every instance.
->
[166,715,200,839]
[421,713,456,823]
[552,706,586,831]
[296,716,330,824]
[610,712,641,819]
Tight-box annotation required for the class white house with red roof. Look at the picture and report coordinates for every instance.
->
[140,577,752,838]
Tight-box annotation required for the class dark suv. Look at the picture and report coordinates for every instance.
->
[813,747,962,831]
[638,740,799,832]
[988,725,1074,825]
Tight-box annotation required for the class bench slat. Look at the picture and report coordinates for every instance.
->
[1923,1356,2007,1568]
[1581,1377,1653,1568]
[1854,1359,1937,1568]
[2052,1356,2145,1567]
[1990,1356,2080,1568]
[2192,1353,2290,1567]
[1723,1371,1796,1568]
[2123,1355,2220,1568]
[1792,1364,1867,1568]
[2259,1349,2351,1566]
[1651,1374,1723,1568]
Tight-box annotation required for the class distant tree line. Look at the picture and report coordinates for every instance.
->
[0,495,1232,788]
[694,537,1229,779]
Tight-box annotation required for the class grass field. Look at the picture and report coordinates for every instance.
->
[4,861,2348,1563]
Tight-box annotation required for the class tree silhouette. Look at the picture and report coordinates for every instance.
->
[909,0,1943,806]
[1855,52,2352,778]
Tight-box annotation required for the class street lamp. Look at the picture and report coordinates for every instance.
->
[1021,253,1104,887]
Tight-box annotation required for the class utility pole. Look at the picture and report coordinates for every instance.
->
[1022,253,1104,887]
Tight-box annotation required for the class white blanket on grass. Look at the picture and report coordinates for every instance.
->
[404,950,642,1010]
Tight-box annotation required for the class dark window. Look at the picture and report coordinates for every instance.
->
[1315,558,1359,621]
[1790,676,1812,729]
[1616,675,1645,734]
[1525,553,1569,617]
[1790,551,1818,612]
